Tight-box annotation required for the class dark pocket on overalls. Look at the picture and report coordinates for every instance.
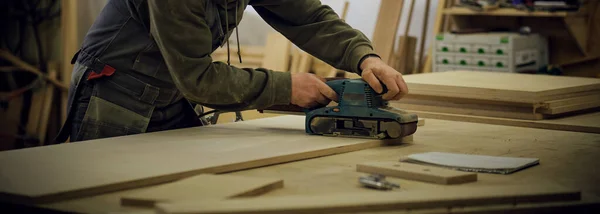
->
[74,76,155,141]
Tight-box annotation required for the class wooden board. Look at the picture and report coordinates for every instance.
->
[61,0,78,125]
[356,162,477,185]
[400,93,600,116]
[0,116,401,204]
[394,101,545,120]
[403,71,600,103]
[121,174,283,208]
[155,184,580,214]
[372,0,405,65]
[408,110,600,134]
[261,33,291,72]
[296,52,312,74]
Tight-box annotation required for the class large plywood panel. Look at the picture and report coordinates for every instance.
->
[0,116,401,204]
[404,71,600,103]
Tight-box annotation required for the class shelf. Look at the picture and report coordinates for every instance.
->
[443,7,586,17]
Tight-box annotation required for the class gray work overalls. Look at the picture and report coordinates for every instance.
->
[54,0,235,142]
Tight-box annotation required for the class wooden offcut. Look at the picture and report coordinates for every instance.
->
[372,0,405,65]
[155,184,580,214]
[356,162,477,185]
[0,116,400,204]
[121,174,283,208]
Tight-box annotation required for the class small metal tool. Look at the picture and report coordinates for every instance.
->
[359,174,400,190]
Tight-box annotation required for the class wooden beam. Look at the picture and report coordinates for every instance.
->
[37,62,59,145]
[61,0,79,126]
[372,0,405,65]
[357,162,477,185]
[422,0,448,73]
[415,0,431,74]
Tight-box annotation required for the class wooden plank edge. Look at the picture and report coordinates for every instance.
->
[154,185,581,214]
[408,110,600,134]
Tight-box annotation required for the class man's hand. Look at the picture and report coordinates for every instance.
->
[291,73,338,108]
[360,56,409,100]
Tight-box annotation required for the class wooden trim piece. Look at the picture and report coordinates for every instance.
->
[261,33,291,72]
[0,50,68,91]
[372,0,405,65]
[156,184,580,214]
[37,63,58,145]
[408,110,600,134]
[356,162,477,185]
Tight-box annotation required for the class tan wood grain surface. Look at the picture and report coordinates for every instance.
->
[156,184,580,214]
[120,174,283,208]
[0,116,403,204]
[33,116,600,213]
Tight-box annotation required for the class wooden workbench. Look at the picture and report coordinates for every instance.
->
[9,117,600,213]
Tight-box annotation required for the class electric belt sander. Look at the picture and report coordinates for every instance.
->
[259,79,418,139]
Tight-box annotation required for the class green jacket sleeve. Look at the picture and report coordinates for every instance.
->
[147,0,291,111]
[250,0,378,74]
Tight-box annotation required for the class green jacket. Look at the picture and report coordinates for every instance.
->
[148,0,377,111]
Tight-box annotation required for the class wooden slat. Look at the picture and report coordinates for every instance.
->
[415,0,432,74]
[37,63,58,145]
[538,101,600,115]
[404,71,600,103]
[543,94,600,109]
[356,162,477,185]
[297,52,312,73]
[156,184,580,214]
[421,0,448,73]
[0,116,397,204]
[289,48,301,73]
[261,33,291,72]
[61,0,78,126]
[121,174,283,208]
[372,0,405,65]
[407,110,600,134]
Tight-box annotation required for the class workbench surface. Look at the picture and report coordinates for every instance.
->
[22,117,600,213]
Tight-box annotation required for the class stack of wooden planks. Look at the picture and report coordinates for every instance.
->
[392,70,600,133]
